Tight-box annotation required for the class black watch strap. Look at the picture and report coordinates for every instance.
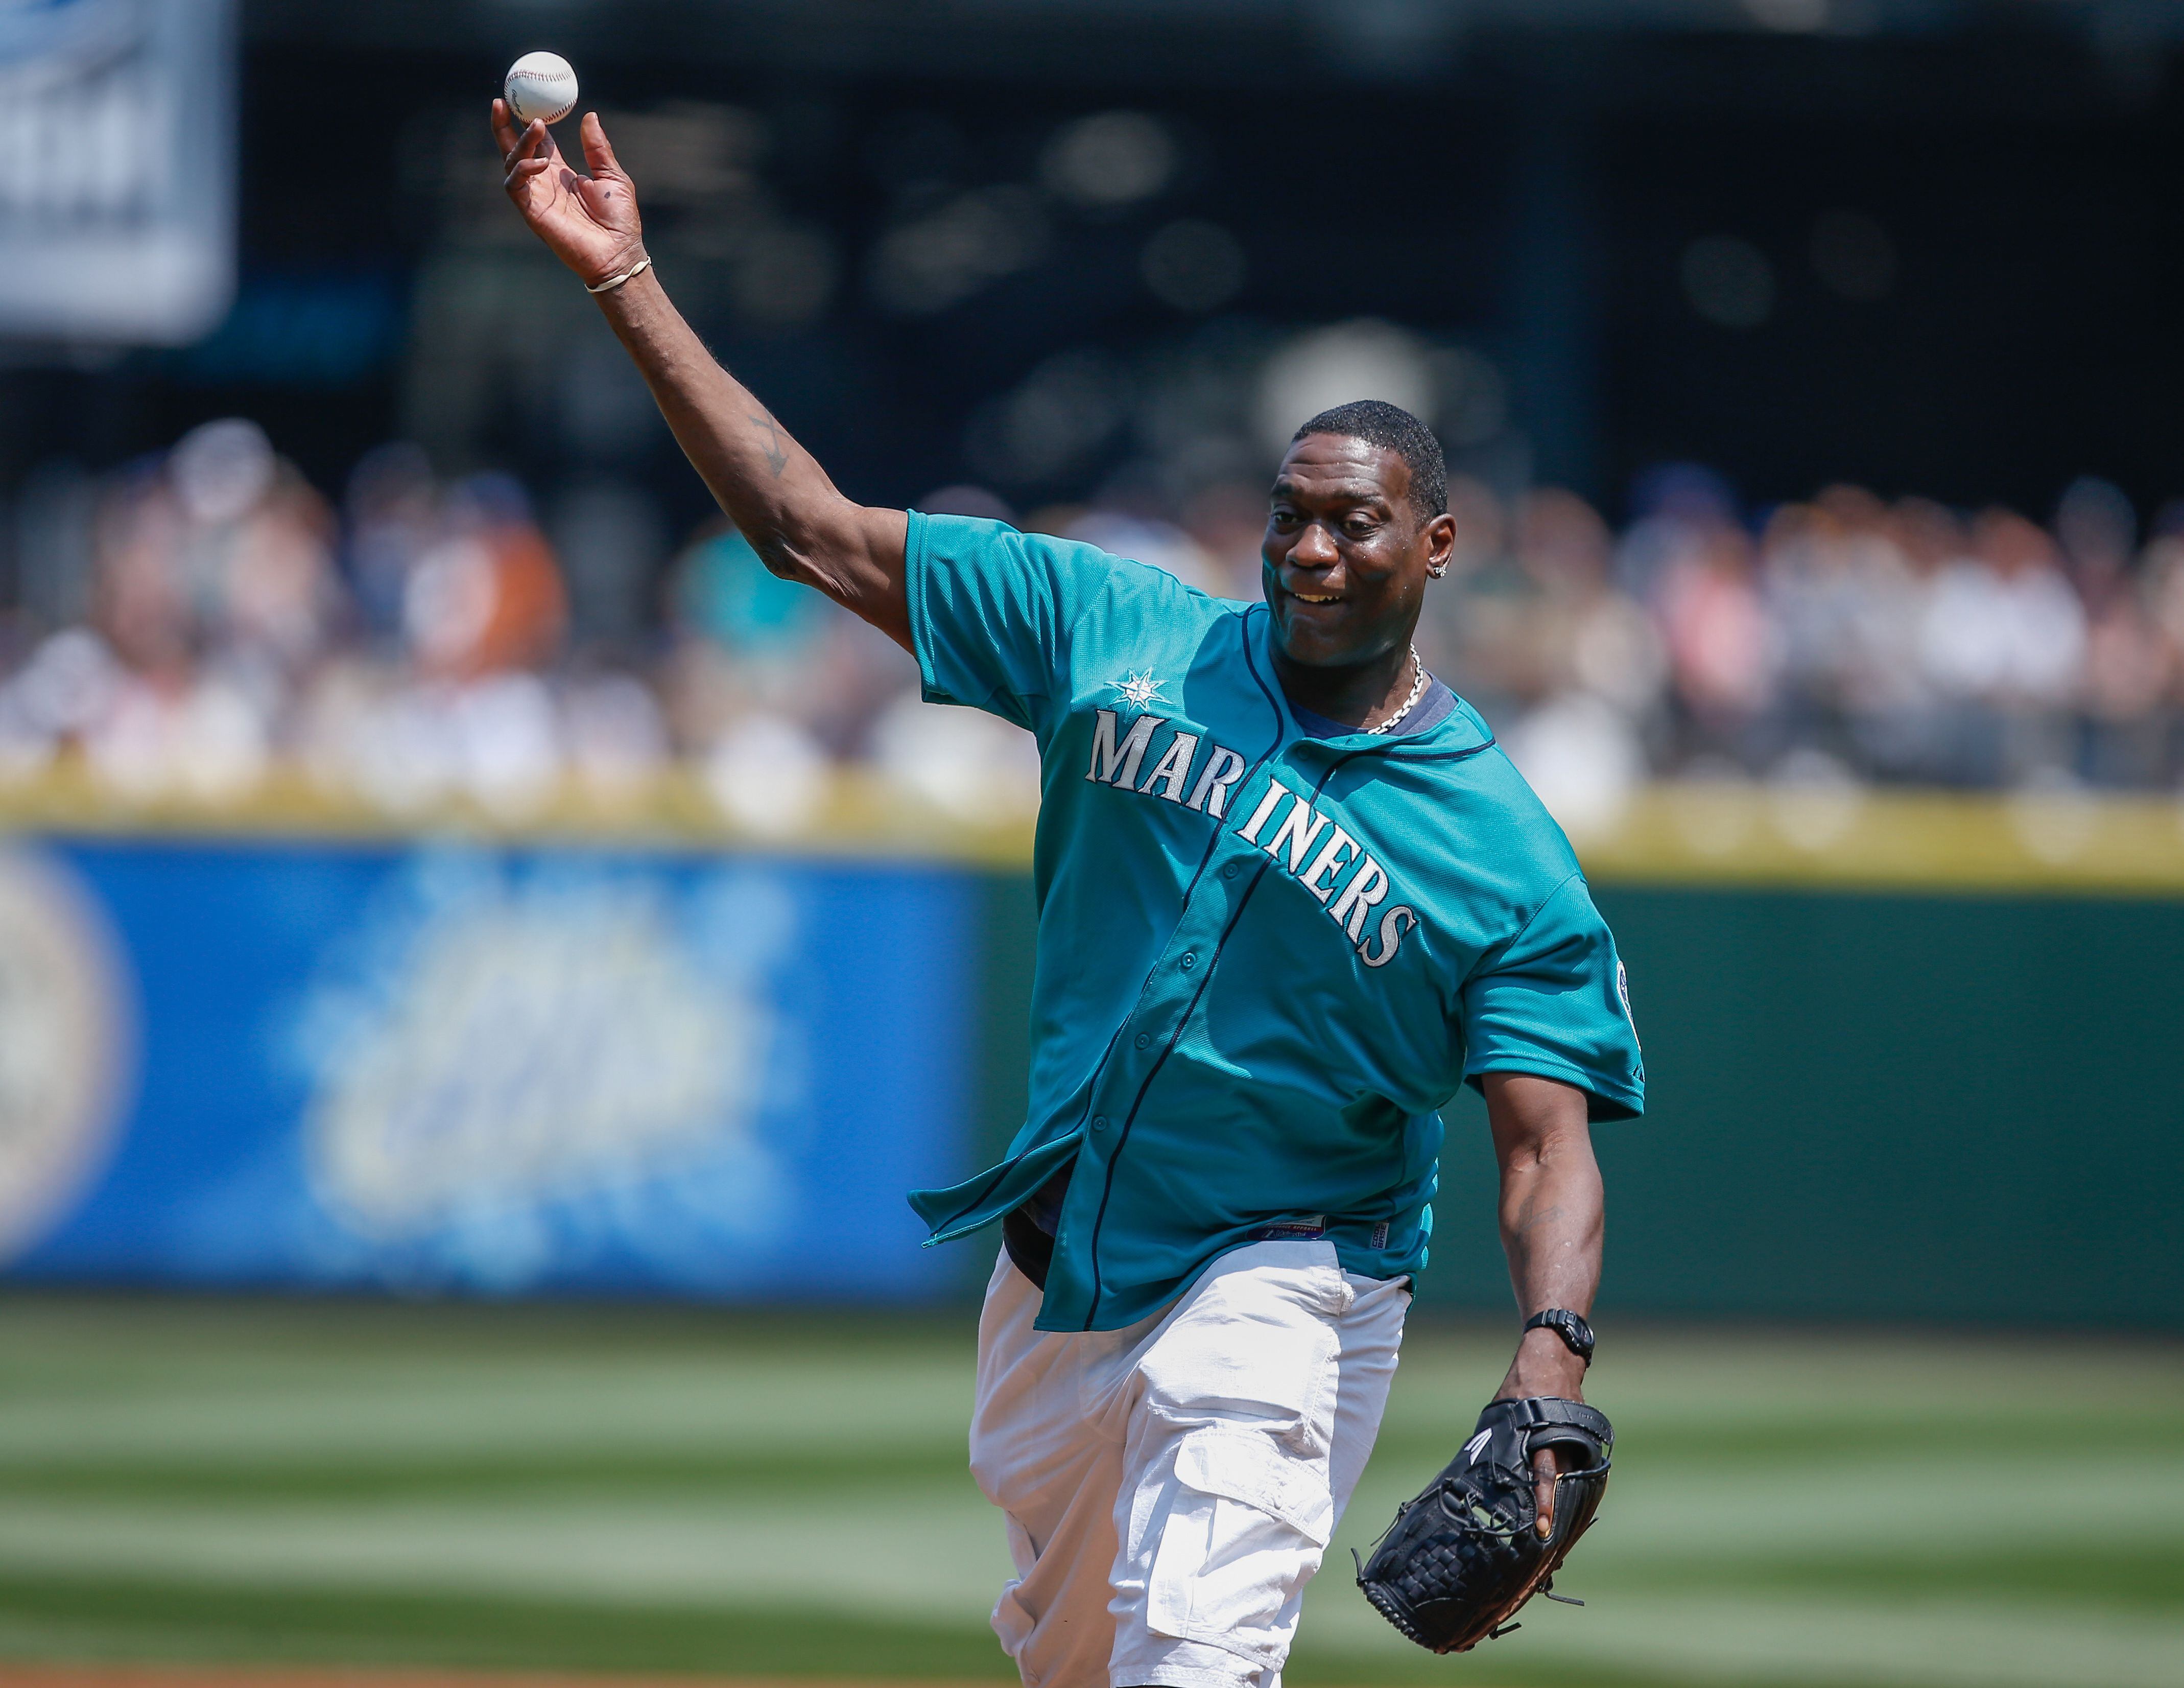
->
[1525,1307,1596,1364]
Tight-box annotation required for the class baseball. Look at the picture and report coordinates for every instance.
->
[504,51,578,127]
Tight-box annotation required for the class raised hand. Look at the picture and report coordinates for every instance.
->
[485,95,912,648]
[492,103,645,288]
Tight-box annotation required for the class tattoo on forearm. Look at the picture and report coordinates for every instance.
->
[749,411,788,478]
[1512,1195,1562,1240]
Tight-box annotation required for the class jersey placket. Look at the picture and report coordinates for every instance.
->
[1058,739,1356,1329]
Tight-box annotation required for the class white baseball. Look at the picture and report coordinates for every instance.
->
[504,51,578,127]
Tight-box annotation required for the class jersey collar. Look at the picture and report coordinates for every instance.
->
[1245,603,1494,758]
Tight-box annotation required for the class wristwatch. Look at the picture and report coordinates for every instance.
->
[1524,1307,1596,1365]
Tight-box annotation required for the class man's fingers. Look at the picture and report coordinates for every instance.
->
[580,111,624,179]
[505,156,552,191]
[504,119,555,170]
[1533,1444,1561,1540]
[490,98,519,155]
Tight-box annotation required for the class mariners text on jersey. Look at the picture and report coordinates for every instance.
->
[1086,705,1421,968]
[903,513,1644,1333]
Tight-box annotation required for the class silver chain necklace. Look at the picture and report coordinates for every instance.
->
[1367,644,1430,735]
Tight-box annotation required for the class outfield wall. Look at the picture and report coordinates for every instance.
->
[1,775,2178,1326]
[969,799,2184,1330]
[0,837,975,1300]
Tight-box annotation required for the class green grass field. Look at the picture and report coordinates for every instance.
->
[0,1295,2176,1688]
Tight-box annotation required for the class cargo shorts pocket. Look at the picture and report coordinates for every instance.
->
[1145,1427,1333,1668]
[989,1577,1035,1659]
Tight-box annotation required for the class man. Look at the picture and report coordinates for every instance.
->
[496,106,1642,1688]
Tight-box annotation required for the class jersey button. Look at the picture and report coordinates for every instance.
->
[1221,862,1239,880]
[1134,1033,1150,1049]
[1180,951,1198,970]
[1091,1115,1109,1133]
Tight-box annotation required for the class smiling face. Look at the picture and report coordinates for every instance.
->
[1262,432,1456,671]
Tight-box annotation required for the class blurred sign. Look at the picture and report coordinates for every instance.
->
[1,839,978,1299]
[0,0,235,343]
[0,849,133,1261]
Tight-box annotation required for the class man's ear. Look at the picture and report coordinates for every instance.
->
[1422,510,1458,577]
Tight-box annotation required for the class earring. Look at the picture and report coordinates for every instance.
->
[1428,562,1448,579]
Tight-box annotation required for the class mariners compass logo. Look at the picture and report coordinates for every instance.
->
[1111,670,1167,712]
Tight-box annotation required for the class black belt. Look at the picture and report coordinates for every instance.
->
[1002,1210,1355,1293]
[1002,1205,1054,1290]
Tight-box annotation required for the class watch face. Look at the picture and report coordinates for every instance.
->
[1535,1309,1592,1358]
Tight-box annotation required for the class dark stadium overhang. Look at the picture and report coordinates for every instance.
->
[239,1,2184,112]
[243,1,2184,64]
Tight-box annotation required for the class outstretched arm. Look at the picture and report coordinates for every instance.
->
[1482,1070,1605,1535]
[494,104,911,649]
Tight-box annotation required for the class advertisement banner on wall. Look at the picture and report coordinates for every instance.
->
[0,0,236,343]
[0,838,979,1300]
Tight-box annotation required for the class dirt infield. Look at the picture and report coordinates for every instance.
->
[0,1672,987,1688]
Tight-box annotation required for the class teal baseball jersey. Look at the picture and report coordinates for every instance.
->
[903,513,1644,1332]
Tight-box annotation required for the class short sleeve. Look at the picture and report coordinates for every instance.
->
[907,510,1115,738]
[1460,874,1645,1121]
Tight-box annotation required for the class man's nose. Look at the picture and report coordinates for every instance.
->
[1291,522,1340,566]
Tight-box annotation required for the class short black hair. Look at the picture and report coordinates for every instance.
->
[1291,400,1447,521]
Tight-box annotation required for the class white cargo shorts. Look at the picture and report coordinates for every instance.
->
[967,1238,1410,1688]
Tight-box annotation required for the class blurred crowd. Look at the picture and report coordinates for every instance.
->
[3,419,2181,835]
[1421,466,2184,829]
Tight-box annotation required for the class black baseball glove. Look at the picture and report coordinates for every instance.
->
[1355,1396,1613,1654]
